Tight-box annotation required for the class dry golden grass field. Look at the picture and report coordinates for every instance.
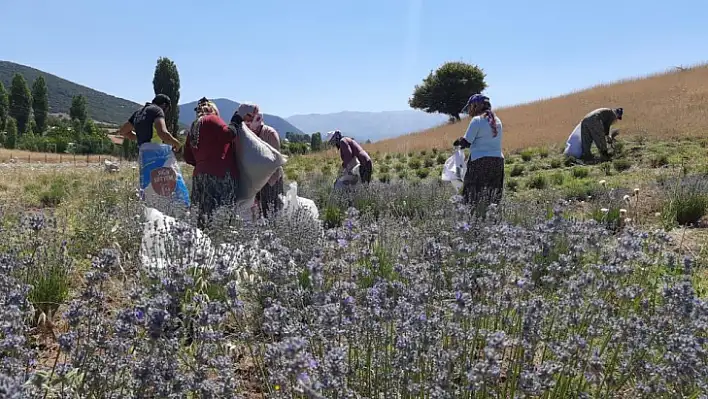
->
[364,64,708,155]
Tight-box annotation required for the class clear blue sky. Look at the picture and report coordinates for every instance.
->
[1,0,706,117]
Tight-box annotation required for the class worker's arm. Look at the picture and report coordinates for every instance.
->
[117,121,137,141]
[453,117,480,149]
[153,117,181,149]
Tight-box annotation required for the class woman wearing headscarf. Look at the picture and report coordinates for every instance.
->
[325,130,373,184]
[183,98,240,228]
[453,94,504,208]
[235,103,284,218]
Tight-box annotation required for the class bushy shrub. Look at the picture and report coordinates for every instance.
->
[613,158,632,172]
[527,174,548,190]
[520,150,533,162]
[510,164,525,177]
[571,166,589,179]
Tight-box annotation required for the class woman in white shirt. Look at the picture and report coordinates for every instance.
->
[452,94,504,209]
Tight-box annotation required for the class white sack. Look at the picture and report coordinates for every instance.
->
[564,122,583,158]
[139,206,214,271]
[138,206,263,282]
[233,123,288,201]
[441,148,467,192]
[280,182,319,221]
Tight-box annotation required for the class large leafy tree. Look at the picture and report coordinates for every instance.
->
[152,57,181,134]
[409,61,487,121]
[70,95,88,124]
[31,76,49,134]
[0,82,9,131]
[8,73,32,134]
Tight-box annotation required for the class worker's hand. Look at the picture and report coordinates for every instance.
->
[230,112,243,125]
[171,141,182,153]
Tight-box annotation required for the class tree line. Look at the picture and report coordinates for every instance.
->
[0,73,116,154]
[0,57,183,158]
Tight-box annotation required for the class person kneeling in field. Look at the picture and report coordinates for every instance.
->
[183,98,240,228]
[564,107,623,162]
[326,130,373,184]
[453,94,505,209]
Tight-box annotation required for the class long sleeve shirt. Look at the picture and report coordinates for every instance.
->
[584,108,618,135]
[183,114,239,178]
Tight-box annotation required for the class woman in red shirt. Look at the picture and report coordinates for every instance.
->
[183,98,240,228]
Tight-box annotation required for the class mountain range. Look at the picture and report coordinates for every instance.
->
[1,60,448,141]
[178,98,304,136]
[285,111,448,142]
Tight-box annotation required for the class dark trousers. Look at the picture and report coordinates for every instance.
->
[359,159,373,184]
[256,178,284,219]
[191,173,238,229]
[462,156,505,209]
[581,116,609,160]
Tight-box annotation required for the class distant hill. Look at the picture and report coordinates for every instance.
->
[0,60,141,125]
[285,110,448,143]
[366,64,708,154]
[178,98,303,137]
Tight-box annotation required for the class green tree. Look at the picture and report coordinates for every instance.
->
[0,82,9,131]
[31,76,49,134]
[152,57,181,135]
[69,95,88,124]
[409,61,487,121]
[83,119,103,137]
[310,132,322,151]
[5,117,18,149]
[8,73,32,134]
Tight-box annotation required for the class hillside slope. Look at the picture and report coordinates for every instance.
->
[0,61,141,125]
[179,98,303,136]
[367,65,708,154]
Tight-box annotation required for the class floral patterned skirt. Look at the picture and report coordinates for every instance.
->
[461,156,505,207]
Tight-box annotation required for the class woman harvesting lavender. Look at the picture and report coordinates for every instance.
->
[453,94,504,208]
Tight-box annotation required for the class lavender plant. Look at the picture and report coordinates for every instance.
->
[0,177,706,398]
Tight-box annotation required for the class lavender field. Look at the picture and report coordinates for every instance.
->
[1,138,707,398]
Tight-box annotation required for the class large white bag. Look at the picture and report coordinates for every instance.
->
[233,122,288,201]
[441,148,467,191]
[139,206,214,271]
[334,163,361,190]
[233,196,259,222]
[564,122,583,158]
[280,182,319,220]
[139,206,261,283]
[138,143,191,215]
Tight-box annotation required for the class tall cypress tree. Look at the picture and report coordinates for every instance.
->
[31,76,49,134]
[69,95,88,125]
[0,82,9,131]
[8,74,32,135]
[152,57,181,135]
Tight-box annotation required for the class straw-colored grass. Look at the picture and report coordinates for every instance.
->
[364,63,708,154]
